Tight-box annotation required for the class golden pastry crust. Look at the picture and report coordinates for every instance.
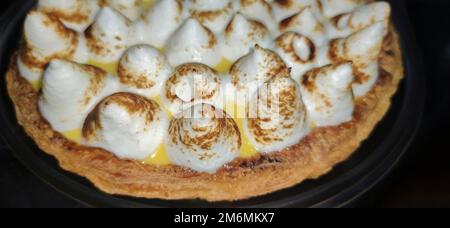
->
[6,23,403,202]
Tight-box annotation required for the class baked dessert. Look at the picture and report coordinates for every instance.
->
[6,0,404,202]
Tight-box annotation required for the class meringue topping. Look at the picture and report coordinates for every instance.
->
[132,0,185,48]
[163,63,221,114]
[118,45,172,98]
[352,61,379,98]
[319,0,365,18]
[332,2,391,31]
[279,6,326,45]
[230,45,287,98]
[223,13,271,62]
[189,0,234,33]
[165,18,221,67]
[273,31,316,79]
[328,22,388,96]
[300,63,355,127]
[83,92,168,160]
[18,10,80,83]
[85,7,132,63]
[245,69,308,153]
[272,0,320,22]
[103,0,144,20]
[187,0,230,11]
[165,103,241,173]
[21,0,393,170]
[21,11,78,68]
[39,59,120,132]
[38,0,100,32]
[238,0,276,31]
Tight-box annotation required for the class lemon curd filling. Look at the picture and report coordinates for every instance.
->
[144,144,171,165]
[215,58,233,74]
[30,79,43,91]
[142,0,156,10]
[87,60,119,76]
[62,129,82,144]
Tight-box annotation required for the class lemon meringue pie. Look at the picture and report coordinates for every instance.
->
[6,0,404,201]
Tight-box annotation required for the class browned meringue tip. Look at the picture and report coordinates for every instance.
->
[84,7,132,58]
[168,103,241,150]
[273,0,295,8]
[278,6,323,33]
[334,2,392,31]
[329,22,388,67]
[330,13,351,30]
[275,31,316,63]
[173,103,225,119]
[246,71,305,146]
[225,12,269,38]
[39,2,90,25]
[301,62,354,92]
[83,92,160,140]
[240,0,273,12]
[230,44,288,87]
[190,1,233,22]
[276,67,292,77]
[328,38,347,64]
[117,45,169,90]
[21,10,78,68]
[165,63,220,103]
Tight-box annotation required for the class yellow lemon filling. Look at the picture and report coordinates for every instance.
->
[214,58,233,74]
[87,60,119,76]
[144,144,171,165]
[62,129,82,144]
[30,80,43,91]
[142,0,156,10]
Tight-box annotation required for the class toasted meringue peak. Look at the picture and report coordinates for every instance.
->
[165,18,221,67]
[300,63,355,127]
[273,31,316,78]
[319,0,365,18]
[39,59,120,132]
[272,0,320,22]
[103,0,144,20]
[352,61,379,97]
[83,93,168,160]
[38,0,100,32]
[17,58,44,83]
[279,7,326,45]
[190,1,234,33]
[329,22,388,67]
[118,45,172,98]
[332,2,391,31]
[132,0,185,48]
[165,103,241,173]
[19,11,80,82]
[230,45,287,96]
[22,11,78,66]
[85,7,132,62]
[187,0,230,11]
[223,13,271,61]
[238,0,276,30]
[245,69,308,153]
[163,63,222,114]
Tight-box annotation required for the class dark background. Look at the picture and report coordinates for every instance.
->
[0,0,449,208]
